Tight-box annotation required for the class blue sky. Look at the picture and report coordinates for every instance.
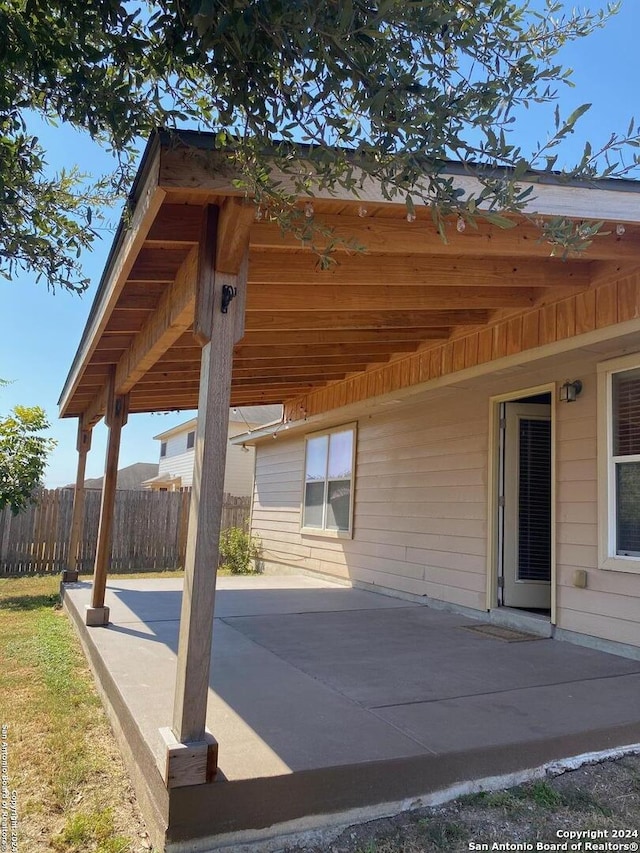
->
[2,1,640,487]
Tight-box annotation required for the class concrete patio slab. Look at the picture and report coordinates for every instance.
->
[61,575,640,852]
[225,606,640,707]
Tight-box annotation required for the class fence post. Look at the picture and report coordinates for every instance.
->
[0,508,10,571]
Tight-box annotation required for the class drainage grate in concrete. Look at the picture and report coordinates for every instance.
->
[461,624,544,642]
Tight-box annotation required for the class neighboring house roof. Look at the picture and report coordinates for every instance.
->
[141,473,182,488]
[68,462,159,490]
[153,405,283,441]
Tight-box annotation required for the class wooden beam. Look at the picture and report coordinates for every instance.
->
[134,377,328,394]
[83,363,114,376]
[232,365,355,378]
[235,328,450,346]
[127,394,287,413]
[245,309,490,331]
[131,383,315,404]
[234,342,419,359]
[153,341,419,364]
[90,350,127,365]
[250,215,640,261]
[94,335,135,351]
[86,380,129,625]
[116,257,197,387]
[216,198,256,275]
[589,260,640,287]
[62,419,92,583]
[129,247,192,280]
[83,248,199,425]
[149,354,380,373]
[194,203,251,345]
[246,285,539,312]
[248,252,591,288]
[145,204,202,244]
[139,364,361,385]
[232,375,339,387]
[59,146,165,417]
[193,205,218,345]
[159,144,640,224]
[104,309,154,334]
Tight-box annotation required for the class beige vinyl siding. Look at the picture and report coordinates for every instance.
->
[252,392,489,610]
[553,360,640,647]
[155,419,263,495]
[164,431,193,459]
[224,421,260,497]
[158,450,195,487]
[252,348,640,650]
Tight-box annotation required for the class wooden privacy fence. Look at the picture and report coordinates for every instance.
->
[0,489,251,575]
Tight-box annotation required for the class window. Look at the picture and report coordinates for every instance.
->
[598,354,640,573]
[186,430,195,450]
[302,425,356,537]
[160,441,167,458]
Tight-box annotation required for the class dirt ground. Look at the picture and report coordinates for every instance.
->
[284,753,640,853]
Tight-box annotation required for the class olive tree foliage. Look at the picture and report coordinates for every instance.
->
[0,387,57,514]
[2,0,639,291]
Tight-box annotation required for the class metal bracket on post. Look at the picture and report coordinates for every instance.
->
[221,284,237,314]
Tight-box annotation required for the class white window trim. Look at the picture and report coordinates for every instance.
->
[300,422,357,539]
[597,352,640,574]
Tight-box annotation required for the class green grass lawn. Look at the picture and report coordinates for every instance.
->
[0,573,162,852]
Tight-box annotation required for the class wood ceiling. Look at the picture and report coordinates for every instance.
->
[59,132,640,425]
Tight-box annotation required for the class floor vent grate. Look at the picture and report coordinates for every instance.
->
[461,624,544,642]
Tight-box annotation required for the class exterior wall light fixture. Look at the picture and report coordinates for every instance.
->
[559,379,583,402]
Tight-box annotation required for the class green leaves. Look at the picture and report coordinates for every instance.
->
[1,0,639,280]
[0,402,57,515]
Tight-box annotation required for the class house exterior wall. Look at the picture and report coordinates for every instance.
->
[252,350,640,651]
[225,421,259,497]
[156,421,257,495]
[158,429,196,487]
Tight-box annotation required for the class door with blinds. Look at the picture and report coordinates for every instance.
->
[502,402,552,610]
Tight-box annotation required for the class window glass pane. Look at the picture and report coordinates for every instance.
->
[616,462,640,555]
[613,368,640,456]
[304,482,325,528]
[305,436,328,482]
[328,430,353,479]
[326,480,351,531]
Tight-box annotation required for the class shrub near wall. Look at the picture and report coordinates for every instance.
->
[219,527,261,574]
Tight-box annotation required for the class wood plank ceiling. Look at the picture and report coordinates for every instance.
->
[59,135,640,424]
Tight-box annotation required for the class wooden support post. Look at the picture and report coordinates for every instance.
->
[62,419,92,583]
[160,204,247,788]
[85,378,129,626]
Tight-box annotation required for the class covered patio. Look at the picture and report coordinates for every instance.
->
[61,573,640,851]
[57,129,640,850]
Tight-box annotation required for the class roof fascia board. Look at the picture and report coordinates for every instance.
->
[158,131,640,222]
[58,134,166,418]
[153,417,198,441]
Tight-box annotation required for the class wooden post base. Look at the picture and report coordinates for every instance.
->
[85,605,110,626]
[61,569,79,584]
[159,726,218,788]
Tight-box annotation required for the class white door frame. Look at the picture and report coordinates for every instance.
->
[486,383,557,624]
